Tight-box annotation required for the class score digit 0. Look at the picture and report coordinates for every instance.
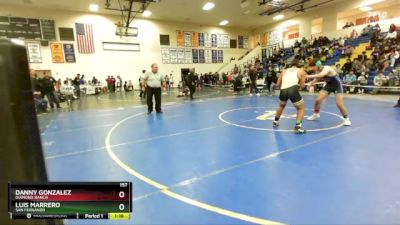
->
[119,203,125,211]
[118,191,125,199]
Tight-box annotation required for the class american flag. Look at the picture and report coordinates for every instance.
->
[75,23,95,53]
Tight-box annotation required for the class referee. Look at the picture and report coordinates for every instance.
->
[141,63,165,114]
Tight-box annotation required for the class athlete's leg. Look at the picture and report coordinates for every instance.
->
[293,100,306,134]
[335,94,348,117]
[335,94,351,126]
[275,101,286,120]
[308,90,329,120]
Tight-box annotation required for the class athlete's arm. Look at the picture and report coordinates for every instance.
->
[298,70,306,89]
[276,70,284,89]
[306,67,329,79]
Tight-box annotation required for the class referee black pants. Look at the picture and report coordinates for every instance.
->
[147,87,162,112]
[188,85,195,99]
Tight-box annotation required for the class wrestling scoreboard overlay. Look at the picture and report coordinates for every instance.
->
[8,182,132,220]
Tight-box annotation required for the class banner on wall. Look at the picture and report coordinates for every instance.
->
[192,49,199,63]
[198,32,205,47]
[169,48,178,64]
[217,50,223,63]
[177,48,185,64]
[191,32,198,47]
[176,31,185,47]
[238,35,244,48]
[63,43,76,63]
[217,34,223,48]
[161,48,170,64]
[50,42,64,63]
[204,33,212,48]
[198,49,205,63]
[184,48,192,64]
[205,49,212,64]
[211,50,217,63]
[26,42,42,63]
[211,34,217,48]
[223,34,230,48]
[184,31,192,47]
[261,33,267,47]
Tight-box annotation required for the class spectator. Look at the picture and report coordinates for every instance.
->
[343,69,357,93]
[361,24,372,36]
[373,71,388,94]
[232,67,241,94]
[139,70,146,98]
[335,64,343,80]
[387,49,399,67]
[387,69,399,86]
[357,72,368,94]
[106,76,112,92]
[80,75,86,85]
[55,79,62,92]
[123,81,129,92]
[127,80,134,91]
[116,75,122,92]
[111,76,116,92]
[169,74,174,89]
[342,58,353,74]
[266,65,277,95]
[344,45,354,58]
[42,73,61,109]
[350,29,358,39]
[92,76,98,85]
[73,74,81,97]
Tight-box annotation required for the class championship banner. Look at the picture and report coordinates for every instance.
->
[217,34,223,48]
[238,35,244,48]
[26,42,42,63]
[161,48,170,64]
[204,33,212,48]
[198,49,205,63]
[177,48,185,64]
[63,43,76,63]
[50,42,64,63]
[169,48,178,64]
[184,31,192,47]
[191,32,198,47]
[223,34,230,48]
[217,50,223,63]
[261,33,267,47]
[198,33,205,47]
[211,50,217,63]
[211,34,217,48]
[176,31,184,47]
[192,49,199,63]
[205,49,212,64]
[184,48,192,64]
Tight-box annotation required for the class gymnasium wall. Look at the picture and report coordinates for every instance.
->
[0,4,251,86]
[252,0,400,48]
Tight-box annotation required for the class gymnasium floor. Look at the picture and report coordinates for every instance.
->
[38,88,400,225]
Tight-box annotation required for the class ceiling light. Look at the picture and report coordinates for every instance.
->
[360,6,372,11]
[219,20,229,26]
[281,28,288,31]
[89,4,99,12]
[241,0,250,8]
[273,14,284,20]
[142,10,152,17]
[202,2,215,11]
[360,0,384,6]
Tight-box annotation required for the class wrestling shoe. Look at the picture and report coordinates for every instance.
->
[307,113,320,121]
[343,118,351,126]
[294,125,306,134]
[273,121,279,128]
